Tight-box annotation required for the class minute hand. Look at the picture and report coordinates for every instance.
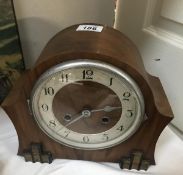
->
[64,113,84,128]
[57,113,84,132]
[91,106,122,113]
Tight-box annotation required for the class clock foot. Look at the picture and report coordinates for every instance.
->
[23,143,53,164]
[119,151,150,171]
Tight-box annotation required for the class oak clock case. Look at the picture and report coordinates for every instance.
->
[2,24,173,171]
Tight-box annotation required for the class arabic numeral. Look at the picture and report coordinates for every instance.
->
[83,136,89,143]
[44,87,54,96]
[126,110,134,118]
[61,74,69,82]
[92,27,97,30]
[103,134,109,141]
[109,78,113,86]
[82,70,93,79]
[87,26,92,30]
[49,120,56,128]
[117,125,124,131]
[83,26,96,30]
[64,130,70,138]
[123,92,131,101]
[42,104,48,111]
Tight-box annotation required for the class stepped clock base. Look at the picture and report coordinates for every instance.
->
[23,143,53,164]
[119,151,150,171]
[23,143,150,171]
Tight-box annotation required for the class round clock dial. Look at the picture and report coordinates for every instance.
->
[31,60,145,149]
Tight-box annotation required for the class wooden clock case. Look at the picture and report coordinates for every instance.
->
[2,24,173,170]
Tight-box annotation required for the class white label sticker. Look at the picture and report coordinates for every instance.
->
[76,25,103,32]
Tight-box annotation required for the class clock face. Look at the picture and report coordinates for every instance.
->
[31,60,145,150]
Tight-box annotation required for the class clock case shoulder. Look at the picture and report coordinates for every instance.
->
[2,24,173,167]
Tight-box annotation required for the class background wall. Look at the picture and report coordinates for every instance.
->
[115,0,183,133]
[13,0,115,68]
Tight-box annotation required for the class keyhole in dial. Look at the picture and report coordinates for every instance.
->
[64,114,72,122]
[101,116,110,125]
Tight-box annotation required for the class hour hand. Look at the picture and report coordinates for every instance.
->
[58,110,91,131]
[91,106,121,113]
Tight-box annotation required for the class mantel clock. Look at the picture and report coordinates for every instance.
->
[2,24,173,171]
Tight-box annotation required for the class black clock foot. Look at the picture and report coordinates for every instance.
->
[23,143,53,164]
[119,151,150,171]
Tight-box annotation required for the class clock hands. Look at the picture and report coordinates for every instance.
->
[91,106,122,113]
[58,106,121,130]
[57,110,91,131]
[64,110,91,128]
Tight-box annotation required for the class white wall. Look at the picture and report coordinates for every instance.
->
[13,0,115,68]
[115,0,183,133]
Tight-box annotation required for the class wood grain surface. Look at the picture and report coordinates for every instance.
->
[2,24,173,166]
